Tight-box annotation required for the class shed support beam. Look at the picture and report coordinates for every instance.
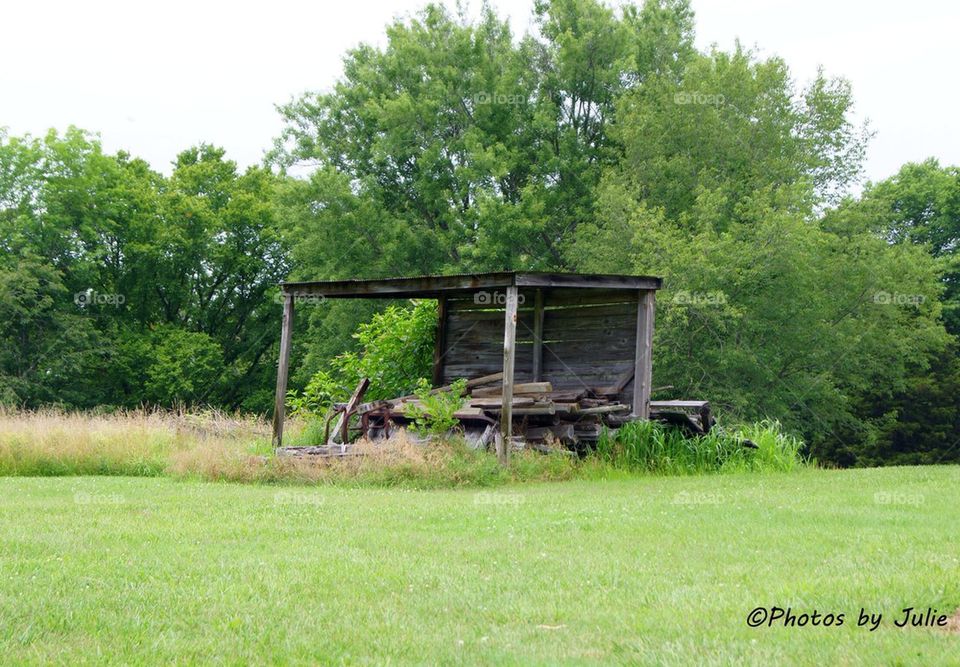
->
[532,289,544,382]
[272,294,295,447]
[498,286,519,464]
[432,295,448,387]
[632,290,656,419]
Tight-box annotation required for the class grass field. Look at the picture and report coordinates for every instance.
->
[1,467,958,664]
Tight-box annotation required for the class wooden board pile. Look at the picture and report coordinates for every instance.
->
[277,372,713,458]
[461,379,632,449]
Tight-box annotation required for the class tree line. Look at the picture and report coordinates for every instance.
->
[2,0,958,465]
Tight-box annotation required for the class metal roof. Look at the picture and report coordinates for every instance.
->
[281,271,662,298]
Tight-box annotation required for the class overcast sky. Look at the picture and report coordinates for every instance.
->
[2,0,957,187]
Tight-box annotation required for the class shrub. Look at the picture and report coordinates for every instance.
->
[404,379,468,437]
[289,300,437,416]
[594,418,805,474]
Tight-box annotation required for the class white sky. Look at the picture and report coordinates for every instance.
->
[2,0,957,186]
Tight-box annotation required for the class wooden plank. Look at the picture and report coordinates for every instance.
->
[432,296,447,387]
[532,288,544,382]
[539,362,635,378]
[343,399,392,414]
[282,272,662,299]
[592,367,636,396]
[539,340,635,360]
[444,299,538,313]
[446,308,537,322]
[515,273,662,291]
[271,294,295,448]
[283,273,516,299]
[387,406,486,419]
[524,424,576,444]
[540,288,641,307]
[445,318,535,342]
[542,302,638,320]
[537,330,635,344]
[632,290,656,419]
[329,378,370,445]
[541,390,587,402]
[498,286,519,465]
[442,349,533,373]
[506,405,556,416]
[541,319,636,336]
[464,372,505,389]
[469,397,536,408]
[578,403,630,415]
[471,382,552,397]
[393,372,503,402]
[650,400,710,409]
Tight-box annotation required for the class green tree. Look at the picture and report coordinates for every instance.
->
[0,129,290,411]
[568,45,948,464]
[274,0,695,274]
[840,159,960,334]
[821,160,960,464]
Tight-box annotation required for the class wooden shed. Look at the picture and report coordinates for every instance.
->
[272,272,662,462]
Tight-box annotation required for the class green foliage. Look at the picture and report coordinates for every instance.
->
[273,0,695,277]
[404,378,468,437]
[594,419,805,474]
[836,158,960,335]
[143,327,223,405]
[0,129,289,412]
[567,40,951,465]
[289,300,437,415]
[818,160,960,464]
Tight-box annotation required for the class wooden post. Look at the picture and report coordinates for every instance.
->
[632,290,656,419]
[272,293,295,447]
[498,286,519,464]
[432,295,448,387]
[532,288,544,382]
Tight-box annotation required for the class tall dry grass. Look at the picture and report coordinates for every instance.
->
[1,409,798,488]
[0,409,580,488]
[0,407,273,477]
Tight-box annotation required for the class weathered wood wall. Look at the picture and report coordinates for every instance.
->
[438,288,640,405]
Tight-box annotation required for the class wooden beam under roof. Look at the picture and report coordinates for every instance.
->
[281,272,662,299]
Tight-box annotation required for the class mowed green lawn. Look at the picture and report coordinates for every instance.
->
[1,467,958,665]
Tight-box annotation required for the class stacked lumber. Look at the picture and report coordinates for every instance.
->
[461,380,631,448]
[280,373,713,458]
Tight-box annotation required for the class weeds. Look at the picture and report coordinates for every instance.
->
[0,408,806,487]
[594,418,805,474]
[0,407,271,478]
[404,378,468,437]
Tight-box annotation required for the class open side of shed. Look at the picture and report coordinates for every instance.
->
[272,272,662,463]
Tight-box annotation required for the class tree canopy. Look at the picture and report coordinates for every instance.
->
[0,128,289,411]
